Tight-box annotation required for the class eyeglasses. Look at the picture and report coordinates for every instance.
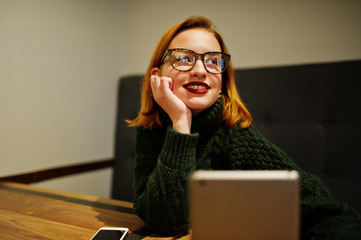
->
[160,48,231,74]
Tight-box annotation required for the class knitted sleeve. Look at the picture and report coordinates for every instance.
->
[225,126,361,239]
[133,126,198,236]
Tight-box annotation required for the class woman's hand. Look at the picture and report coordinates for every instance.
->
[150,75,192,134]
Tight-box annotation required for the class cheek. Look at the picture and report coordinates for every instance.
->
[215,77,222,93]
[167,72,186,90]
[171,79,185,95]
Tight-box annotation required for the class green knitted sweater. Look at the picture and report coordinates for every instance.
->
[133,98,361,239]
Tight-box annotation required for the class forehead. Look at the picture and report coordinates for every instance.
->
[168,28,221,53]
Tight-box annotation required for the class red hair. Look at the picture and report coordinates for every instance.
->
[127,16,252,129]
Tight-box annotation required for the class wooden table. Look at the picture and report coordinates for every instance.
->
[0,182,190,240]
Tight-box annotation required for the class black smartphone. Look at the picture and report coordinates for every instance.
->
[90,227,129,240]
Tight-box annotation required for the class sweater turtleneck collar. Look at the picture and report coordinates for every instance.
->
[191,96,224,134]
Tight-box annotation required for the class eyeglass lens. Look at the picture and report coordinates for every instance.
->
[169,49,228,73]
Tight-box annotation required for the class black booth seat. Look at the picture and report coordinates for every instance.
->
[111,60,361,214]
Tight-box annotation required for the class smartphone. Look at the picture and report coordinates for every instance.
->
[90,227,129,240]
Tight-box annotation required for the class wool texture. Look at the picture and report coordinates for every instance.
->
[133,97,361,239]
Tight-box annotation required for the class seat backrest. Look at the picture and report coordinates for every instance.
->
[235,60,361,213]
[111,76,142,201]
[111,60,361,213]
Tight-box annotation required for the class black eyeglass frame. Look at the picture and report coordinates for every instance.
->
[159,48,231,74]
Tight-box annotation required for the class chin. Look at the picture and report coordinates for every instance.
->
[187,102,215,116]
[180,94,219,114]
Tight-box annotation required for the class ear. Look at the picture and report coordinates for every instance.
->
[151,67,161,76]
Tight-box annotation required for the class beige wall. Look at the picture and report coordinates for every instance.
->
[0,0,124,198]
[1,0,360,198]
[123,0,361,75]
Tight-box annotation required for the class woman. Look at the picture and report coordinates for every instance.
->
[127,16,361,239]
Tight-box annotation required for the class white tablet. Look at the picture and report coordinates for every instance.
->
[190,170,300,240]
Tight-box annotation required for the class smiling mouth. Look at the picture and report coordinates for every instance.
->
[184,82,210,89]
[183,82,210,94]
[186,85,208,90]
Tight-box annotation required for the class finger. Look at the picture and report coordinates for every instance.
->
[150,75,160,96]
[159,76,173,93]
[169,77,173,90]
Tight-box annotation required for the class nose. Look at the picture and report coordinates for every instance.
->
[190,57,207,77]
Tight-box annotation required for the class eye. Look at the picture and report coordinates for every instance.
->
[205,53,223,65]
[205,58,221,65]
[205,57,223,68]
[174,54,193,65]
[204,53,224,72]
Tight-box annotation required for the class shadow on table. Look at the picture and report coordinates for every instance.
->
[91,200,153,240]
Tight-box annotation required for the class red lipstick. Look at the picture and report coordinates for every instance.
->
[183,82,210,94]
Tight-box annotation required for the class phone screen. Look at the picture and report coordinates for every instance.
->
[91,229,128,240]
